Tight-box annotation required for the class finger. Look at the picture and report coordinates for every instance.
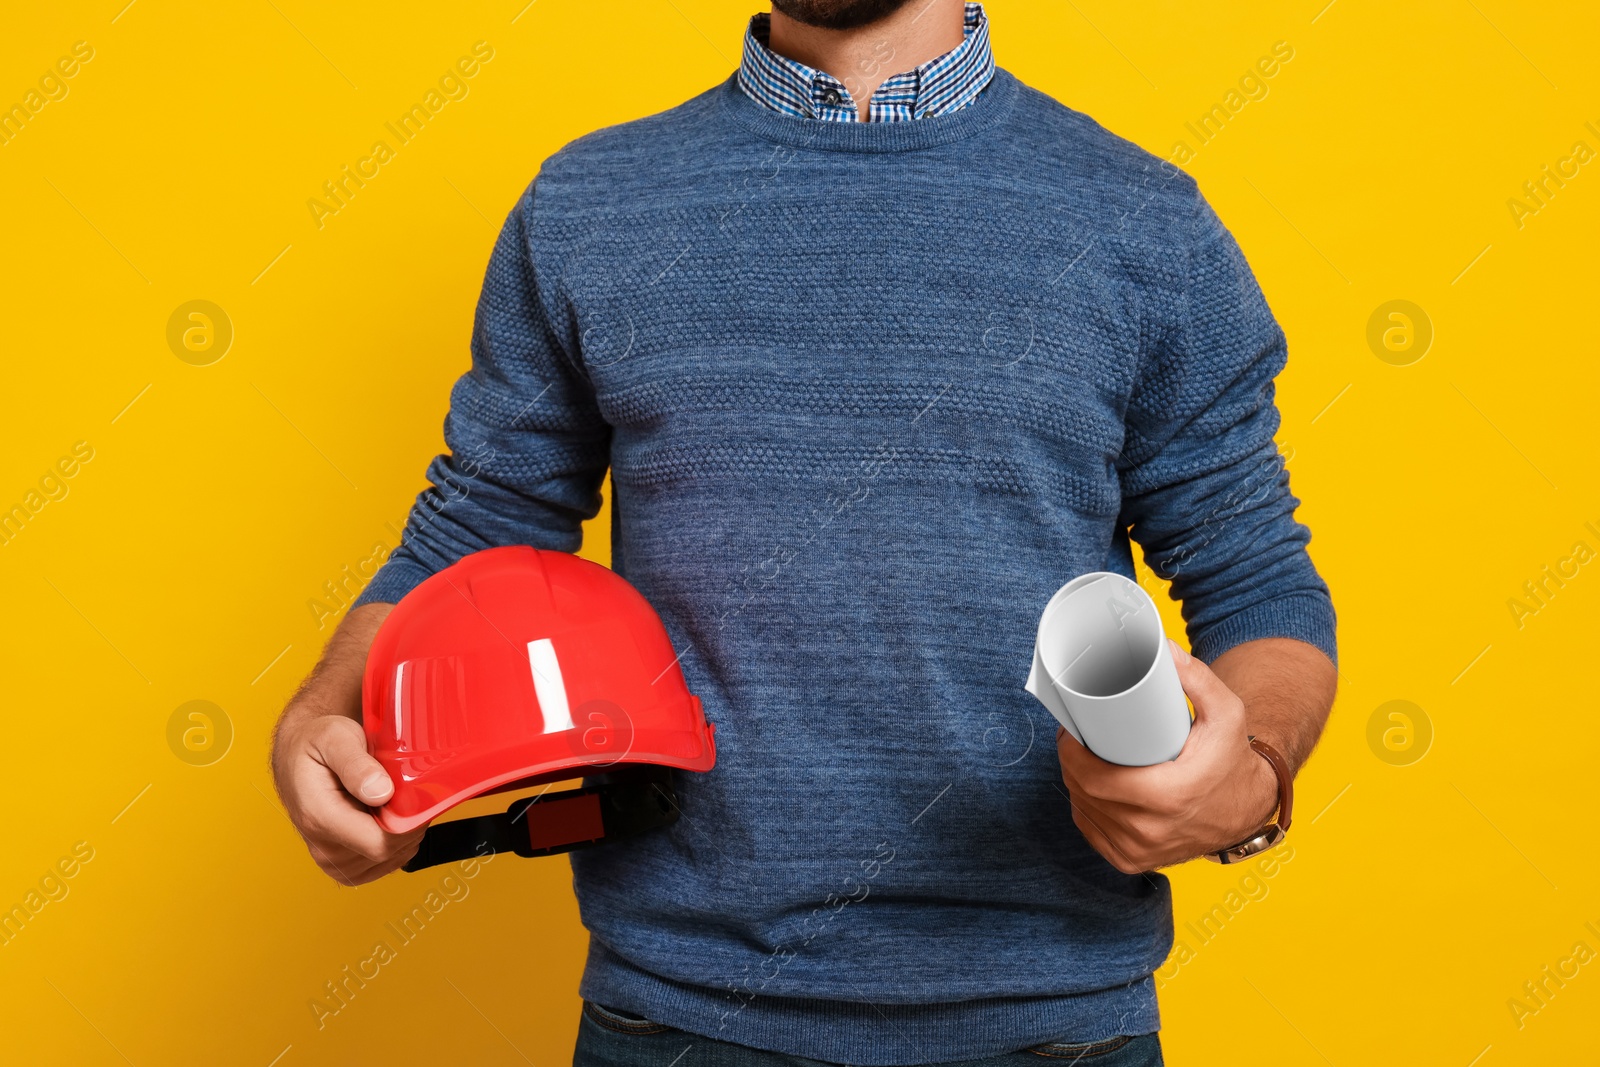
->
[309,824,423,871]
[1070,801,1148,875]
[354,833,425,883]
[312,716,394,805]
[1168,639,1243,736]
[1054,721,1090,770]
[319,855,376,887]
[324,838,422,889]
[293,758,425,865]
[304,837,378,886]
[1057,727,1180,810]
[1056,719,1124,782]
[309,828,423,885]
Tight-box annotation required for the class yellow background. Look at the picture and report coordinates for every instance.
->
[3,1,1596,1063]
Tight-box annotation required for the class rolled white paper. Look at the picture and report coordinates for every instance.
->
[1025,571,1192,766]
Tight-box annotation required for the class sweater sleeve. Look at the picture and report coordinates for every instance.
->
[1115,188,1336,668]
[354,179,611,607]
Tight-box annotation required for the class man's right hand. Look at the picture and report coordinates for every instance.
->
[270,602,426,886]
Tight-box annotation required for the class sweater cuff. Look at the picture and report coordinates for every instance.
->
[351,556,436,610]
[1188,592,1337,670]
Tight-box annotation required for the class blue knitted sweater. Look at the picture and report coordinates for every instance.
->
[356,67,1336,1064]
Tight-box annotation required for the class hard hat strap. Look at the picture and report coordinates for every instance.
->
[401,765,681,872]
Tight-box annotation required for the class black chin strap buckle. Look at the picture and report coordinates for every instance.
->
[402,765,679,873]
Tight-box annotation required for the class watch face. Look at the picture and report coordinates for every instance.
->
[1206,825,1286,865]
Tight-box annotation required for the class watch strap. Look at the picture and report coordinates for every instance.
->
[1250,736,1293,833]
[1205,735,1293,864]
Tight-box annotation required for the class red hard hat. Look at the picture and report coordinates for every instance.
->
[361,545,715,870]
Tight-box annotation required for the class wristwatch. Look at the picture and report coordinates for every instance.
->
[1205,736,1293,864]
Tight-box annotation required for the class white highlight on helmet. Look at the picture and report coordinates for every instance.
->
[393,661,406,741]
[527,638,575,734]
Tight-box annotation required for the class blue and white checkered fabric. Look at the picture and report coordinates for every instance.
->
[736,2,994,122]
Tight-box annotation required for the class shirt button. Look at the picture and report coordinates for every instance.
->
[820,87,842,106]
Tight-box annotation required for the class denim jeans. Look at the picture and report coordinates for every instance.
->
[573,1001,1163,1067]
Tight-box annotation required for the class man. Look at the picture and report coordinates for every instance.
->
[270,2,1338,1064]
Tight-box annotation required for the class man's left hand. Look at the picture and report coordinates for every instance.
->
[1057,638,1280,873]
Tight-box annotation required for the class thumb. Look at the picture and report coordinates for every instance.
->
[312,716,394,806]
[1167,638,1242,733]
